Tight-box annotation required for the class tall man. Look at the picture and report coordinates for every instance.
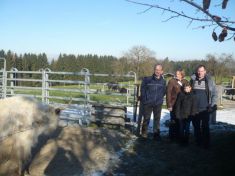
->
[140,64,166,140]
[190,65,217,148]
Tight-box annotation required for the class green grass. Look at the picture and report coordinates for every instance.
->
[11,83,135,105]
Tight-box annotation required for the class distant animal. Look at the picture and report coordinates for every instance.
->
[0,96,61,176]
[119,87,128,94]
[107,82,120,91]
[223,85,235,99]
[96,88,102,94]
[224,87,235,100]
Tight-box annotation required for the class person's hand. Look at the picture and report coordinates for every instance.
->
[213,104,217,111]
[207,105,212,113]
[208,104,217,112]
[168,107,172,111]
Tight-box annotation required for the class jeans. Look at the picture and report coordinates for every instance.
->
[192,111,210,147]
[142,104,162,135]
[179,118,191,142]
[169,111,180,140]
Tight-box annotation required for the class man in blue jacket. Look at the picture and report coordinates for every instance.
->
[140,64,166,140]
[190,65,217,149]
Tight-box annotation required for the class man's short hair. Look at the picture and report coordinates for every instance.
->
[154,64,163,70]
[196,64,206,71]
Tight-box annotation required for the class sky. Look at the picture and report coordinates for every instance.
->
[0,0,234,61]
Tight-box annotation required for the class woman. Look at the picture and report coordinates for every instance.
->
[166,69,188,141]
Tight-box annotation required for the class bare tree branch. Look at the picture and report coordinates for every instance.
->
[127,0,216,22]
[126,0,235,42]
[181,0,235,31]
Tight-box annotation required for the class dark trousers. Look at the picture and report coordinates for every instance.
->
[169,111,179,140]
[142,104,162,135]
[179,118,191,143]
[192,111,210,147]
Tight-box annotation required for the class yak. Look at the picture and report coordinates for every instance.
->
[0,96,61,176]
[224,86,235,100]
[107,82,120,91]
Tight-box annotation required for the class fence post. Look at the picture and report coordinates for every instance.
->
[0,58,7,98]
[10,68,18,96]
[44,68,51,104]
[128,71,137,122]
[40,69,45,103]
[232,76,235,88]
[127,82,130,105]
[81,68,90,105]
[220,86,223,106]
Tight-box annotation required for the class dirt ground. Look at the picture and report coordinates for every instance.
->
[113,129,235,176]
[0,126,133,176]
[1,122,235,176]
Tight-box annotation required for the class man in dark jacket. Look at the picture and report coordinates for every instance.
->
[140,64,166,140]
[190,65,217,149]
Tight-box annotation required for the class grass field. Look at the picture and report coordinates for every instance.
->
[10,83,136,105]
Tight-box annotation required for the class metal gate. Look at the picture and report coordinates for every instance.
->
[0,59,137,124]
[1,68,136,105]
[219,83,235,108]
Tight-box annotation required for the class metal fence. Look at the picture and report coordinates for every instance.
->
[0,58,137,124]
[0,69,137,104]
[219,84,235,108]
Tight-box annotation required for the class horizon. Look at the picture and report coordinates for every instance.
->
[1,49,223,62]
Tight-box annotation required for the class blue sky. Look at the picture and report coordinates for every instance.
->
[0,0,234,61]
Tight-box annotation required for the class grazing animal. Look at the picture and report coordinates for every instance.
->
[119,87,128,94]
[107,82,120,91]
[224,88,235,100]
[0,96,60,176]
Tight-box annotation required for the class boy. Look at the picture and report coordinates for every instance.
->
[175,82,197,145]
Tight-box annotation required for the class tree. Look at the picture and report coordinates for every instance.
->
[206,53,232,84]
[139,56,157,78]
[160,57,175,73]
[112,57,130,75]
[126,0,235,42]
[123,45,156,79]
[37,53,49,69]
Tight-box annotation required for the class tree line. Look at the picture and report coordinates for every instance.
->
[0,47,234,84]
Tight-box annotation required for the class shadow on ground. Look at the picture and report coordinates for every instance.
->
[113,122,235,176]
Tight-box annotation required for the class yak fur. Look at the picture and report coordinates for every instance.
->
[0,96,60,176]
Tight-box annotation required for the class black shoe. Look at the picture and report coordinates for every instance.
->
[203,143,211,150]
[180,138,189,147]
[153,132,161,141]
[195,139,201,147]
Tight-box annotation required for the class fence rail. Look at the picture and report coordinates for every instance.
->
[0,68,137,104]
[0,59,138,124]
